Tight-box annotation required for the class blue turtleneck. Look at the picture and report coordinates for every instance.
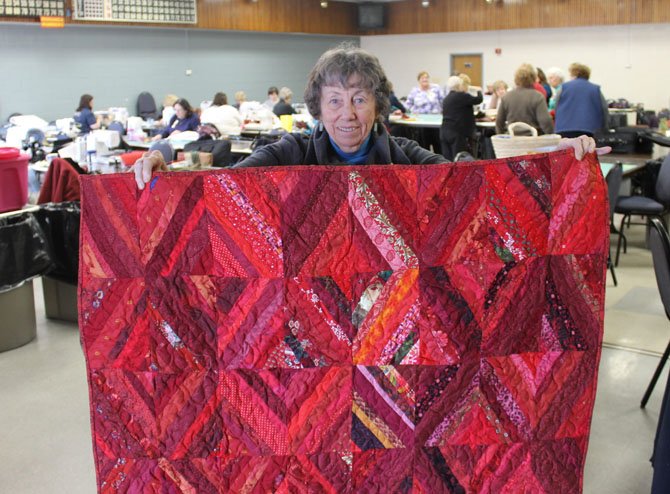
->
[328,132,374,165]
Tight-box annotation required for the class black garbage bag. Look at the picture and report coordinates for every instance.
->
[0,213,52,292]
[33,202,80,285]
[631,158,663,199]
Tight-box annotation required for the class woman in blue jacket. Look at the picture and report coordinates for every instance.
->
[74,94,100,134]
[154,98,200,140]
[555,63,609,138]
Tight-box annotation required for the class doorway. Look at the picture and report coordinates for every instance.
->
[451,54,483,87]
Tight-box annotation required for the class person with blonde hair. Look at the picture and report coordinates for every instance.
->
[440,75,483,160]
[554,62,609,138]
[496,63,553,135]
[273,87,297,117]
[160,94,179,125]
[233,91,247,110]
[405,70,444,153]
[488,80,509,110]
[458,73,471,90]
[405,71,443,114]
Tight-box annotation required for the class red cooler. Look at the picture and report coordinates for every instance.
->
[0,147,30,213]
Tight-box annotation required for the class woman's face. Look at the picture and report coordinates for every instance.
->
[548,74,561,88]
[419,74,431,90]
[320,77,377,154]
[174,103,187,119]
[495,86,507,98]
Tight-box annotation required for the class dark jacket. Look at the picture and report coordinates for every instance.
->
[555,78,609,135]
[390,92,407,114]
[235,124,448,168]
[160,113,200,138]
[273,100,297,117]
[441,90,483,137]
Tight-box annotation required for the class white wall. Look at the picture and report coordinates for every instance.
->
[362,23,670,112]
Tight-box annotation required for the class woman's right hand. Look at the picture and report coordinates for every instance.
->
[134,150,167,190]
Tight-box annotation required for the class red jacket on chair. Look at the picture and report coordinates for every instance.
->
[37,158,81,203]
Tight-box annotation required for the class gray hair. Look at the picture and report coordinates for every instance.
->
[446,75,463,91]
[545,67,564,82]
[278,87,293,101]
[304,44,391,122]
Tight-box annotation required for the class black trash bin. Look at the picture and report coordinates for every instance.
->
[0,209,52,351]
[34,202,80,322]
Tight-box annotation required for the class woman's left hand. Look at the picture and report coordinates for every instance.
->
[556,135,611,160]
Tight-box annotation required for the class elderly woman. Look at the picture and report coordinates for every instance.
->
[135,46,607,188]
[546,67,564,110]
[554,62,609,138]
[405,71,443,114]
[440,75,483,161]
[488,80,509,111]
[496,63,554,136]
[273,87,298,117]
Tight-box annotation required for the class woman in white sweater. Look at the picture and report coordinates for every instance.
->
[199,92,243,137]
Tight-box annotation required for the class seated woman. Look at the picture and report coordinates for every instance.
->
[153,98,200,141]
[488,80,509,111]
[440,75,483,161]
[273,87,298,117]
[200,92,243,137]
[233,91,247,110]
[405,71,443,114]
[135,45,608,188]
[74,94,101,135]
[496,63,554,136]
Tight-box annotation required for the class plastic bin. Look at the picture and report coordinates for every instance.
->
[42,276,78,323]
[0,147,30,213]
[0,280,37,352]
[34,202,80,322]
[0,208,52,352]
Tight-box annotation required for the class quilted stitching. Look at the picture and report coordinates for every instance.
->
[79,150,607,493]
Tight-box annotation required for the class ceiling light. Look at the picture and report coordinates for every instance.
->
[421,0,430,7]
[320,1,328,7]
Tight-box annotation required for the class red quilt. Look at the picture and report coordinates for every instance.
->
[79,150,608,493]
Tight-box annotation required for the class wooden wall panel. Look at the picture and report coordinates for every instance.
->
[0,0,667,34]
[0,0,357,35]
[382,0,670,35]
[197,0,357,35]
